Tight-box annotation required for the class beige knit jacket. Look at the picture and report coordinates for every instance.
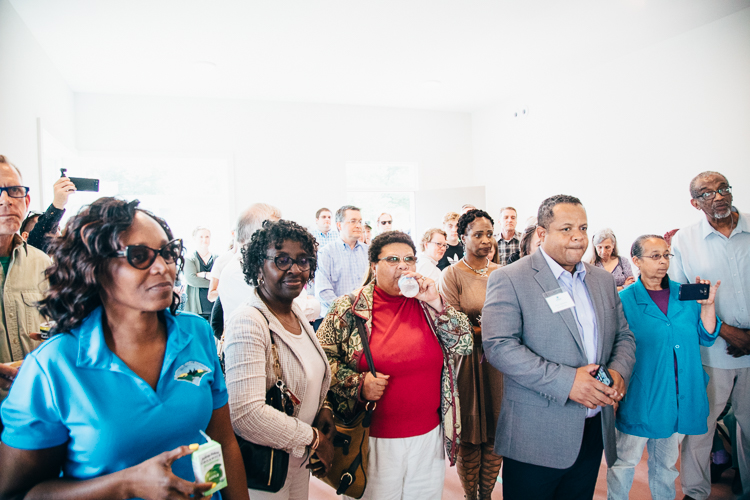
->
[224,290,331,458]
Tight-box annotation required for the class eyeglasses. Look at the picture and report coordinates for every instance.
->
[379,255,417,266]
[265,255,315,272]
[113,239,183,269]
[344,219,363,226]
[695,186,732,201]
[379,220,392,225]
[641,253,674,261]
[429,241,449,249]
[0,186,30,198]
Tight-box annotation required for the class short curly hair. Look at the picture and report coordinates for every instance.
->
[368,231,416,264]
[241,219,318,287]
[38,198,183,334]
[457,209,494,237]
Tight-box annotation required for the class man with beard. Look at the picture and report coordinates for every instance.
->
[670,171,750,500]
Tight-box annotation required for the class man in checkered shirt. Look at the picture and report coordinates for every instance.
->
[496,206,521,266]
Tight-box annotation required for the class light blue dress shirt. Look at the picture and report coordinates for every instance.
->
[540,247,600,417]
[669,208,750,369]
[315,238,370,317]
[312,228,340,248]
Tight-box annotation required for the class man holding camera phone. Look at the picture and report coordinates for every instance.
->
[482,194,635,500]
[669,171,750,500]
[24,174,76,253]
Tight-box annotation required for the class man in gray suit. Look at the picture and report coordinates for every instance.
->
[482,194,636,499]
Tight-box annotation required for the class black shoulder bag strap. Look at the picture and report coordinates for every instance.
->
[348,292,376,427]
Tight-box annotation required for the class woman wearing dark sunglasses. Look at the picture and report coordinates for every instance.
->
[0,197,248,500]
[223,219,334,500]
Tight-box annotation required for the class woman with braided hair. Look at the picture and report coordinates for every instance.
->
[439,209,504,500]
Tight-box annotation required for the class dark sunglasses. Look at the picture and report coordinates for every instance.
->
[265,254,315,272]
[113,239,183,269]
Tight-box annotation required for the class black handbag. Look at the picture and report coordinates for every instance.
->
[220,310,293,492]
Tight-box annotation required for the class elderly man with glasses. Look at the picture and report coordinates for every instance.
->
[669,171,750,500]
[0,156,51,408]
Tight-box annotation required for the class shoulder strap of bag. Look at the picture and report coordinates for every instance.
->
[349,292,377,427]
[255,307,283,384]
[219,306,283,384]
[349,292,375,377]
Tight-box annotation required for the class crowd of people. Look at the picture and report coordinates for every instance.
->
[0,154,747,500]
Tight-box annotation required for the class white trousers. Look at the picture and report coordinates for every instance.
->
[344,424,446,500]
[248,456,310,500]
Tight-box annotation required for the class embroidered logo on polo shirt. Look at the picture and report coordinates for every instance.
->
[174,361,212,386]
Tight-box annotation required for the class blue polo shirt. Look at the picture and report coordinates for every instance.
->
[1,306,228,496]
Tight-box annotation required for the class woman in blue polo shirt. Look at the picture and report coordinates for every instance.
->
[606,234,720,500]
[0,198,248,500]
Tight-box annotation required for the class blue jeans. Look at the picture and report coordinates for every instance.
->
[606,429,681,500]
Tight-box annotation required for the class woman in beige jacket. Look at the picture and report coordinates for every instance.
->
[224,220,334,500]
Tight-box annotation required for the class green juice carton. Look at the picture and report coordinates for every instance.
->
[191,432,228,497]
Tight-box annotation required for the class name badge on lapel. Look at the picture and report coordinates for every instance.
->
[543,289,575,313]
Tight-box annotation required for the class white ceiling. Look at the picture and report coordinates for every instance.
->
[10,0,750,111]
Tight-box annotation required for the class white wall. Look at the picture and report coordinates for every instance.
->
[0,0,76,209]
[472,7,750,261]
[74,95,474,229]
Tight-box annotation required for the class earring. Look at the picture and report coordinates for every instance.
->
[258,276,265,286]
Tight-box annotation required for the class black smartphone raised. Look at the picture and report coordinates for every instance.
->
[595,365,613,387]
[60,168,100,192]
[679,283,709,301]
[68,177,99,192]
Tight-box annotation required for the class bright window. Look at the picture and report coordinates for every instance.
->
[39,144,234,253]
[345,162,417,236]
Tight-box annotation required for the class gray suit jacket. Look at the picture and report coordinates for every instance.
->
[481,250,635,469]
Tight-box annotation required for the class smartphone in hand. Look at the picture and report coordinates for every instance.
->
[678,283,709,301]
[595,365,613,387]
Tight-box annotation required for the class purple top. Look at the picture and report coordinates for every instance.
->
[646,288,670,316]
[595,256,634,287]
[646,286,676,392]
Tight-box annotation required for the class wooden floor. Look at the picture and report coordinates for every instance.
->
[309,450,740,499]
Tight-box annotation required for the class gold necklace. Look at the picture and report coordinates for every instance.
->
[462,257,490,276]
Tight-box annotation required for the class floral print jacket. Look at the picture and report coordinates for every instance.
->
[316,283,473,465]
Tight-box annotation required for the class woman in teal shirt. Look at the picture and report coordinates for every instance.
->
[0,198,248,500]
[607,234,721,500]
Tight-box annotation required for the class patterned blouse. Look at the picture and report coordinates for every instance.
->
[595,256,634,287]
[316,283,473,465]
